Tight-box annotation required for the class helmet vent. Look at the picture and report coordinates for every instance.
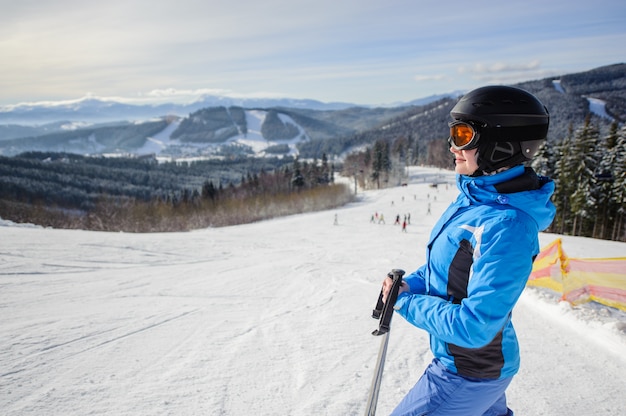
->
[490,142,516,162]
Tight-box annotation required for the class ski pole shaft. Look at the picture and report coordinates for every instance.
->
[364,331,389,416]
[364,268,405,416]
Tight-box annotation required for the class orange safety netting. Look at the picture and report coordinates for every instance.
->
[528,238,626,311]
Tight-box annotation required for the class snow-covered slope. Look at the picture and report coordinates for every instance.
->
[135,110,308,159]
[1,167,625,415]
[0,109,310,159]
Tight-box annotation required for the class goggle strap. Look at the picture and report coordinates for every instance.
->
[484,124,548,142]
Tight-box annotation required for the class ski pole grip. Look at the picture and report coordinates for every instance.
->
[372,269,405,336]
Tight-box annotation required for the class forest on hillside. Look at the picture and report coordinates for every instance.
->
[341,118,626,242]
[0,152,350,232]
[536,119,626,241]
[298,64,626,161]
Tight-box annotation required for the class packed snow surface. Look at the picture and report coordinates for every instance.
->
[1,167,625,415]
[586,97,613,121]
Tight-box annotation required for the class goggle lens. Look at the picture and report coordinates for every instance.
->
[448,121,480,150]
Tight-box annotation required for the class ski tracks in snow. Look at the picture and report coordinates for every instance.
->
[2,167,625,415]
[1,307,204,414]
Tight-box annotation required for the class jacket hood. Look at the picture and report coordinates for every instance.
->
[456,165,556,231]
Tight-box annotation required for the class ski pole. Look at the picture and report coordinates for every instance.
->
[364,269,405,416]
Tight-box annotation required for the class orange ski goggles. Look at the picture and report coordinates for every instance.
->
[448,120,483,150]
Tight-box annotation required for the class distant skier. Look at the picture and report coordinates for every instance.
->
[380,86,556,415]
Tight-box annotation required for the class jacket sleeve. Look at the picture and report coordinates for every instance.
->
[403,265,427,295]
[394,215,537,348]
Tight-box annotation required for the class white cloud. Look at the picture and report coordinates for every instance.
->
[0,0,624,106]
[457,60,542,75]
[414,74,446,82]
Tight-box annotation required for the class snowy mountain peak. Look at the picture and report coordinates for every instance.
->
[0,94,361,125]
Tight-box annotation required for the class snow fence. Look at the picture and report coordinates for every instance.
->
[528,238,626,311]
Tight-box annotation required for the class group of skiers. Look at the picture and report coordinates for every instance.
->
[370,212,414,232]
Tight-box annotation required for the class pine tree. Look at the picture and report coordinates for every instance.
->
[553,126,575,234]
[569,117,601,236]
[371,140,391,189]
[611,125,626,240]
[531,141,556,178]
[291,157,304,189]
[201,180,218,201]
[320,153,330,184]
[594,122,618,239]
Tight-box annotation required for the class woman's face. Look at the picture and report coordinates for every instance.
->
[450,146,479,175]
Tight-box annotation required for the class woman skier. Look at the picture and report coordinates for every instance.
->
[382,85,556,415]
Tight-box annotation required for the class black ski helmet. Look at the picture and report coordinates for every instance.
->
[450,85,549,173]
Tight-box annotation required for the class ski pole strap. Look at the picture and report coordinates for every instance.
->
[372,269,405,336]
[371,290,384,319]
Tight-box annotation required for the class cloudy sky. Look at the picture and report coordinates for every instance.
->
[1,0,625,107]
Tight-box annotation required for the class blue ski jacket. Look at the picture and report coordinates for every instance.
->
[395,165,555,379]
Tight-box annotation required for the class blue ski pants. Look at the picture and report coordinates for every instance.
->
[390,359,514,416]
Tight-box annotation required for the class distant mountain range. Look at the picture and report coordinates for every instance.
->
[0,90,468,127]
[0,64,623,159]
[0,95,390,126]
